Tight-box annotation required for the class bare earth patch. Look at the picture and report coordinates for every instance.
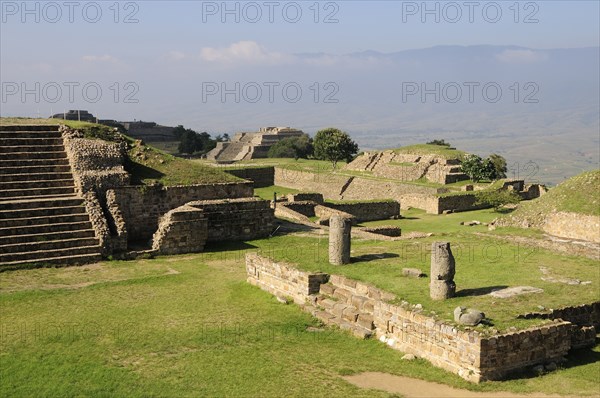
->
[343,372,594,398]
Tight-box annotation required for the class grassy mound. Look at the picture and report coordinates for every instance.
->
[392,144,467,160]
[0,118,240,186]
[515,170,599,218]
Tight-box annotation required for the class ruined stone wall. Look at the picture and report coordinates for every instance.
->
[223,167,275,188]
[105,190,128,253]
[287,193,324,203]
[187,198,274,242]
[245,253,579,383]
[401,194,439,213]
[82,191,112,256]
[152,205,208,254]
[246,253,329,305]
[478,323,573,379]
[274,168,441,201]
[325,201,400,222]
[279,201,316,218]
[108,182,253,242]
[61,128,130,196]
[542,212,600,243]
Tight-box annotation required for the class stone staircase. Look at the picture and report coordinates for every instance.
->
[0,125,102,269]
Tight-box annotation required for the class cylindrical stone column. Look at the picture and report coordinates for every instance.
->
[329,215,352,265]
[430,241,456,300]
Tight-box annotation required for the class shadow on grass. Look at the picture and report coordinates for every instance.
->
[501,345,600,382]
[126,160,165,184]
[352,253,400,263]
[203,241,258,254]
[455,285,509,297]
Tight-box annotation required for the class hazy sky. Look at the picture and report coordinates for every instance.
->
[1,0,599,124]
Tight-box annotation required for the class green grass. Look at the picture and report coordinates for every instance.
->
[515,170,600,217]
[392,144,467,160]
[254,186,300,200]
[252,208,599,332]
[126,140,240,186]
[1,253,598,397]
[0,118,239,187]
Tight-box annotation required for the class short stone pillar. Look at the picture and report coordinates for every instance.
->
[329,215,352,265]
[430,241,456,300]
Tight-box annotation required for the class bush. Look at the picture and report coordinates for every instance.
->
[475,189,521,211]
[268,134,313,159]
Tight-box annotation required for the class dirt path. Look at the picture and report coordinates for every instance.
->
[343,372,595,398]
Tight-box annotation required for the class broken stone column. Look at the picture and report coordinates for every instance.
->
[430,241,456,300]
[329,215,352,265]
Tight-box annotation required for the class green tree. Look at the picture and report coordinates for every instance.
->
[313,128,358,169]
[268,134,313,159]
[178,130,203,154]
[461,154,497,182]
[475,189,521,212]
[172,125,187,140]
[489,153,507,179]
[426,139,451,147]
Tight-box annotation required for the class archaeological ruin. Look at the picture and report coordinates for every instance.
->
[1,122,598,387]
[207,126,305,162]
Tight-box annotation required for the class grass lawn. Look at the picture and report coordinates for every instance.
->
[249,208,599,332]
[254,185,300,200]
[1,252,598,397]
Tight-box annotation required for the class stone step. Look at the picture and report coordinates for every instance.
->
[0,130,62,139]
[0,164,72,174]
[0,244,101,263]
[0,125,60,132]
[0,228,96,246]
[0,249,102,271]
[0,178,75,190]
[0,151,67,161]
[0,172,74,182]
[0,213,90,228]
[0,220,93,237]
[0,186,76,199]
[0,204,85,219]
[0,196,83,211]
[0,145,65,153]
[0,237,100,255]
[0,137,64,146]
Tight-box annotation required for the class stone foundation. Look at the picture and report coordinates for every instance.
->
[222,167,275,188]
[246,253,595,383]
[152,205,208,254]
[107,182,253,242]
[187,198,275,242]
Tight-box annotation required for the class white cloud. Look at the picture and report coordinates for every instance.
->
[199,41,292,65]
[495,49,547,64]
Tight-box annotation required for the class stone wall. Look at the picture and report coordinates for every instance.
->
[105,190,128,253]
[325,201,400,222]
[478,323,573,379]
[287,193,324,204]
[246,253,587,383]
[246,253,329,305]
[82,191,112,256]
[542,212,600,243]
[152,205,208,254]
[280,201,317,218]
[188,198,274,242]
[108,182,253,242]
[60,127,130,197]
[274,168,442,201]
[223,167,275,188]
